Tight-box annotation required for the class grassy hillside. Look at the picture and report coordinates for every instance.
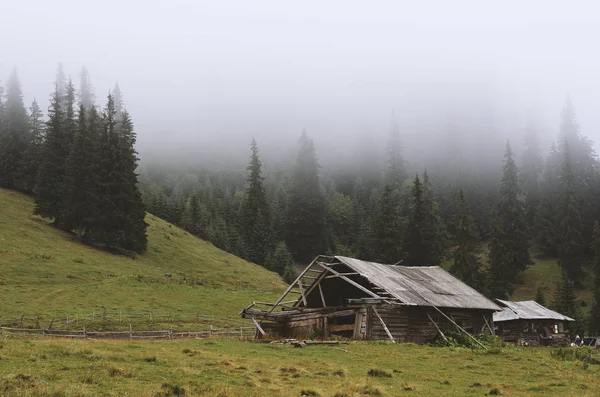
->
[0,188,285,320]
[442,244,592,308]
[0,339,598,396]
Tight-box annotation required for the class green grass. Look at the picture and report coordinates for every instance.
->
[0,188,285,322]
[0,338,598,396]
[513,253,593,308]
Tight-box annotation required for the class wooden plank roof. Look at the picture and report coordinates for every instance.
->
[493,299,575,322]
[332,256,501,311]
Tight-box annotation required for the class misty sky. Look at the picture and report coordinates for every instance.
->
[1,0,599,164]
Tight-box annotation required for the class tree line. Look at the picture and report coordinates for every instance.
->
[140,98,600,334]
[0,66,147,254]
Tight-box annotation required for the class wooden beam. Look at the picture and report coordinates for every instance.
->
[483,315,495,334]
[328,324,355,332]
[324,273,360,279]
[427,313,449,345]
[316,262,381,299]
[298,279,307,306]
[432,306,487,350]
[251,318,266,336]
[268,256,320,313]
[372,307,395,343]
[318,283,327,307]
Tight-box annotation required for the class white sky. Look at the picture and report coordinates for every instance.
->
[1,0,599,162]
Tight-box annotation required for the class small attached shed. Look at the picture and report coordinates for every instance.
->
[240,255,501,343]
[493,299,575,346]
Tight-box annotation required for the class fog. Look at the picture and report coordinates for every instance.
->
[2,0,599,170]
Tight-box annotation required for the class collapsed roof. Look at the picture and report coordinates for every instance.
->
[493,299,575,322]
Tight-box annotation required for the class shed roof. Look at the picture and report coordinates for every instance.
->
[333,256,501,311]
[493,299,575,322]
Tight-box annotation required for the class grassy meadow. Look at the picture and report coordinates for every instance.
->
[0,338,598,396]
[0,188,285,325]
[2,187,600,396]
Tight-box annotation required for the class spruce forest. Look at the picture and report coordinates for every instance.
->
[2,66,600,337]
[0,66,147,255]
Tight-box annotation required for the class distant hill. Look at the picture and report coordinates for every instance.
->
[0,188,285,319]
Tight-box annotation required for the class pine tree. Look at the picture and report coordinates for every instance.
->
[558,145,584,283]
[552,271,579,321]
[35,79,69,225]
[116,109,148,253]
[497,141,531,274]
[521,121,544,224]
[286,131,325,262]
[53,63,68,112]
[488,210,512,299]
[0,69,29,190]
[93,94,123,248]
[112,82,124,120]
[90,95,148,253]
[78,66,95,110]
[535,142,562,256]
[403,174,427,265]
[369,184,402,264]
[535,287,546,306]
[271,185,288,243]
[63,105,99,241]
[265,241,295,277]
[590,221,600,334]
[17,99,44,193]
[385,113,407,187]
[241,138,272,265]
[449,189,484,290]
[421,170,446,265]
[557,98,597,253]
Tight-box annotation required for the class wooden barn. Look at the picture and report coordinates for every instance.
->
[493,299,575,346]
[240,255,501,344]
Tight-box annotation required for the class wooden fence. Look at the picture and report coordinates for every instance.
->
[0,325,256,340]
[0,310,249,330]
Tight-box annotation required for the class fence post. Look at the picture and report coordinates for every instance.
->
[119,310,122,322]
[210,324,213,338]
[240,327,243,337]
[129,324,132,340]
[66,314,68,326]
[169,325,173,339]
[83,326,86,339]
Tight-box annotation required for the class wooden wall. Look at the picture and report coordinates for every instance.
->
[495,319,569,346]
[256,305,495,343]
[368,306,493,343]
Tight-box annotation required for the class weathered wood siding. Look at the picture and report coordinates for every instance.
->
[255,306,495,343]
[367,307,494,344]
[369,307,409,342]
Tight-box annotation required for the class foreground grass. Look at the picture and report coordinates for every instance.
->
[0,338,598,396]
[0,189,285,321]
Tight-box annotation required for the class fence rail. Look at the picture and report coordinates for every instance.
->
[0,310,249,330]
[0,325,256,340]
